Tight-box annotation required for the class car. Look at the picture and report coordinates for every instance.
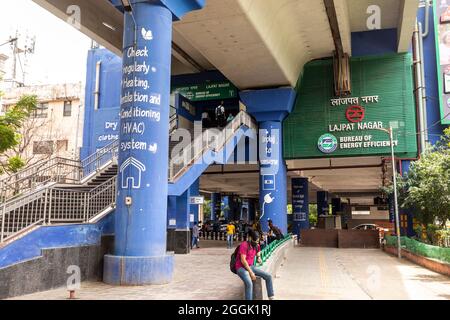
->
[352,223,390,238]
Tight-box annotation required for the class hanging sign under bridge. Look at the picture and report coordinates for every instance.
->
[171,81,237,102]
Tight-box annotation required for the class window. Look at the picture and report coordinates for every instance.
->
[56,140,68,152]
[63,101,72,117]
[33,141,54,155]
[33,103,49,118]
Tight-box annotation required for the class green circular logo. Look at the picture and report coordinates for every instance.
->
[318,134,338,154]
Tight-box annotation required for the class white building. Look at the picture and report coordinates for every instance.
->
[1,83,84,164]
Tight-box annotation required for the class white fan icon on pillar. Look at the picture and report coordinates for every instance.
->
[141,28,153,41]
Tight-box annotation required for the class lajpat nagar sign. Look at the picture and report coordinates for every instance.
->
[284,53,418,159]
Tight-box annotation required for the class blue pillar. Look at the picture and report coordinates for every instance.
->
[241,88,296,235]
[317,191,329,216]
[167,196,177,229]
[104,0,205,286]
[223,196,230,221]
[176,189,190,230]
[211,193,221,221]
[189,179,200,227]
[292,178,309,237]
[248,199,256,222]
[259,121,288,234]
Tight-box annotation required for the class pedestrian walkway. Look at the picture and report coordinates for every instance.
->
[8,245,450,300]
[9,241,242,300]
[275,247,450,300]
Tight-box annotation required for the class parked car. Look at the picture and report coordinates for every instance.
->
[352,223,389,238]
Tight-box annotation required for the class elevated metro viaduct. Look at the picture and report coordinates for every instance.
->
[0,0,448,295]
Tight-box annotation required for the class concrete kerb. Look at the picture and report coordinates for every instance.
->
[251,237,294,300]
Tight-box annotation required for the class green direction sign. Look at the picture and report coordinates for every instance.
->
[171,81,237,102]
[284,54,418,159]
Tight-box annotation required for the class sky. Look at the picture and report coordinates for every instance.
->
[0,0,93,86]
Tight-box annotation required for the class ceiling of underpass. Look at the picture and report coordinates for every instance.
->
[200,156,393,204]
[33,0,419,89]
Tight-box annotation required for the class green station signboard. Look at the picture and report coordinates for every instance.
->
[284,53,418,159]
[171,81,237,102]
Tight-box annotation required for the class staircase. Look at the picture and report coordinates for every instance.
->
[0,111,257,244]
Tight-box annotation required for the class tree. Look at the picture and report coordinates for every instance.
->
[404,146,450,228]
[383,129,450,230]
[0,95,37,175]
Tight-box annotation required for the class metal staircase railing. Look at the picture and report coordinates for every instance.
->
[0,176,116,243]
[0,110,256,244]
[168,111,257,182]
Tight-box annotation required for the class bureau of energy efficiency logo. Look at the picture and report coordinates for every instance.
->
[318,133,338,154]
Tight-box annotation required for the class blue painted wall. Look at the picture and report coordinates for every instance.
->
[81,49,122,160]
[0,212,114,269]
[418,6,447,145]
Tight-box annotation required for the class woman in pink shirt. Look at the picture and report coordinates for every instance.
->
[235,229,275,300]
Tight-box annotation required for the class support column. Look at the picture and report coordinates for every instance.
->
[248,199,256,223]
[211,193,221,221]
[259,121,288,234]
[166,196,177,252]
[223,196,230,221]
[240,88,296,235]
[175,189,191,254]
[292,178,309,237]
[103,0,205,286]
[331,198,342,215]
[189,179,200,227]
[317,191,329,216]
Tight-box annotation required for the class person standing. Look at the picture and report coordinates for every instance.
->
[192,222,200,249]
[226,221,236,249]
[215,101,226,128]
[235,229,275,300]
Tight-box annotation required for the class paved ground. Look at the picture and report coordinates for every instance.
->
[276,247,450,300]
[10,240,243,300]
[9,245,450,300]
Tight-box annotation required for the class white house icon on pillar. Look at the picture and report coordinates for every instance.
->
[120,157,146,189]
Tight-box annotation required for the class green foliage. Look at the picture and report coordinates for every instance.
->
[309,204,318,226]
[382,129,450,229]
[404,150,450,227]
[0,95,37,154]
[0,95,37,174]
[6,156,25,173]
[203,200,211,221]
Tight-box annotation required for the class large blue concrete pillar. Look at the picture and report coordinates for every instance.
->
[104,0,205,286]
[292,178,309,237]
[259,121,288,233]
[317,191,329,216]
[241,88,296,235]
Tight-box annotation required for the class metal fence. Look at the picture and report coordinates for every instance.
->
[0,176,116,243]
[169,111,257,181]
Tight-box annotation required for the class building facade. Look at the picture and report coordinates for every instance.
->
[1,83,84,167]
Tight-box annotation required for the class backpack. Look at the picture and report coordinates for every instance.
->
[230,242,251,274]
[229,245,241,274]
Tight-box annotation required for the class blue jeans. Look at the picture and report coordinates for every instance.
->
[236,266,274,300]
[227,234,234,248]
[192,236,198,248]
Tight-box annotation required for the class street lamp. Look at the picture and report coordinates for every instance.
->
[376,126,402,259]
